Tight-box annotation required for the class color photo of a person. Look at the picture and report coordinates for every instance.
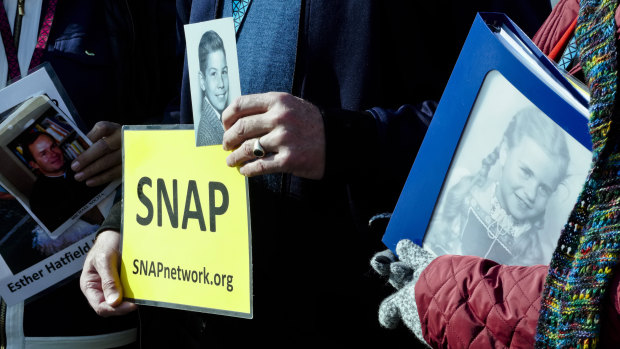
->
[196,30,229,146]
[23,132,104,232]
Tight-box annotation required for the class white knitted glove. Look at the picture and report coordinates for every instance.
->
[371,239,436,347]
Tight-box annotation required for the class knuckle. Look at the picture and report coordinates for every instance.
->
[244,140,255,155]
[229,147,248,167]
[83,279,100,292]
[270,129,290,148]
[90,160,108,176]
[266,92,285,107]
[91,123,107,138]
[79,146,99,161]
[233,118,248,138]
[270,91,284,100]
[230,97,243,114]
[100,121,113,130]
[97,121,119,132]
[93,121,106,131]
[277,105,298,124]
[273,110,291,125]
[79,164,98,178]
[276,93,292,107]
[101,277,117,291]
[91,158,108,171]
[96,138,111,152]
[275,128,291,143]
[227,153,239,167]
[271,91,287,100]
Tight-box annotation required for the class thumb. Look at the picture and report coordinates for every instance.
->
[378,292,403,329]
[396,239,435,268]
[95,249,123,306]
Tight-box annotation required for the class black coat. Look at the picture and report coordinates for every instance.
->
[42,0,182,130]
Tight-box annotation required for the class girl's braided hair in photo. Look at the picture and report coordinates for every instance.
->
[441,108,569,261]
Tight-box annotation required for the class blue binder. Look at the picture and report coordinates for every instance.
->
[382,13,591,256]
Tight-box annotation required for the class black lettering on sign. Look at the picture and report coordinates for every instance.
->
[209,182,229,232]
[182,180,206,231]
[135,178,230,232]
[157,178,178,228]
[137,177,153,226]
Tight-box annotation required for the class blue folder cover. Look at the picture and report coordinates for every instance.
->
[382,13,591,256]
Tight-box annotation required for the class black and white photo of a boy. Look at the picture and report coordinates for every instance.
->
[196,30,229,146]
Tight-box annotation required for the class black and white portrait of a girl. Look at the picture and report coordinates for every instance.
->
[423,70,591,266]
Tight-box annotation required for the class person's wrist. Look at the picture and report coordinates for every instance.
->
[94,229,120,244]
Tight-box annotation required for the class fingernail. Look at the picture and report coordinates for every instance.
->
[74,172,84,181]
[106,291,120,305]
[71,161,80,171]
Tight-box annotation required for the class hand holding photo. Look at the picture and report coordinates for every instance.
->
[0,95,118,238]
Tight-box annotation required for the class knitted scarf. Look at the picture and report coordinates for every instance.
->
[535,0,620,347]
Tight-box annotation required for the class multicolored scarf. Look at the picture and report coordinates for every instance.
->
[535,0,620,347]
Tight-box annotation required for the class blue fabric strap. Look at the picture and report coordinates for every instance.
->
[558,35,577,71]
[232,0,251,33]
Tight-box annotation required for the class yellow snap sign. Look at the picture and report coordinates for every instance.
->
[120,125,252,318]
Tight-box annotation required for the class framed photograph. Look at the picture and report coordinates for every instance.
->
[184,18,241,146]
[0,66,118,305]
[382,13,592,266]
[0,95,118,238]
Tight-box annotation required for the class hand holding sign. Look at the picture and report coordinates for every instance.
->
[80,229,138,317]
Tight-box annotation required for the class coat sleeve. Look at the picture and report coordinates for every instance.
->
[415,255,548,348]
[96,200,122,235]
[320,101,435,221]
[601,269,620,346]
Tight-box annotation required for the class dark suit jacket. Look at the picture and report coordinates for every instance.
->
[136,1,553,346]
